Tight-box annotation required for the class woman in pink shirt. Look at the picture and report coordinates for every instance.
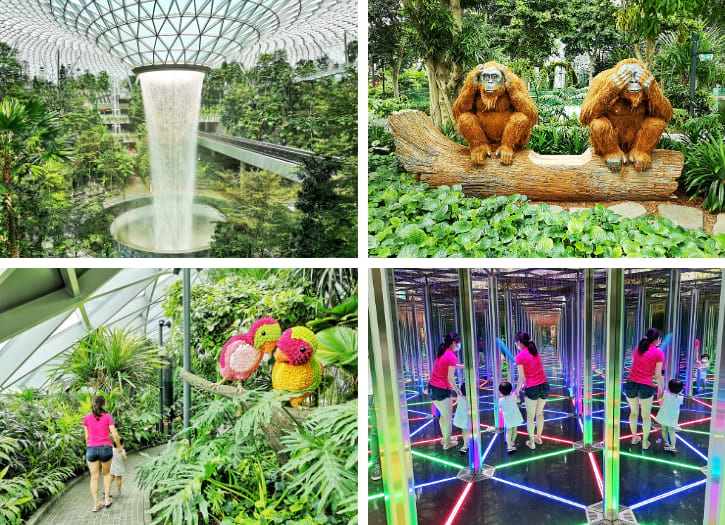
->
[428,333,463,450]
[513,331,549,450]
[624,327,664,450]
[82,395,122,512]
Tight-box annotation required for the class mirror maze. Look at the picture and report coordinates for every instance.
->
[369,268,725,525]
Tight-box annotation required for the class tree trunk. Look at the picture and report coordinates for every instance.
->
[389,110,683,201]
[586,52,594,85]
[644,38,655,69]
[2,151,18,257]
[392,54,402,99]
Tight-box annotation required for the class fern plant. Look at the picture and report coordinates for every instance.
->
[682,133,725,212]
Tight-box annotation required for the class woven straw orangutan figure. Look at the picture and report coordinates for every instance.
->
[452,62,538,165]
[580,58,673,172]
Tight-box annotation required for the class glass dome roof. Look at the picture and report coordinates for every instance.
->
[0,1,356,80]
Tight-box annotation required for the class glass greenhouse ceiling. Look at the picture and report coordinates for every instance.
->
[0,0,356,80]
[0,268,202,392]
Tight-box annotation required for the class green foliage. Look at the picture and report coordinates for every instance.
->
[49,325,163,394]
[529,121,590,155]
[681,133,725,212]
[368,165,725,257]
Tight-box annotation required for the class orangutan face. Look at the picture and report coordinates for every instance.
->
[620,63,645,93]
[478,66,504,93]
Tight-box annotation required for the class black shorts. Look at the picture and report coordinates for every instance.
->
[429,384,453,401]
[524,382,550,400]
[86,445,113,463]
[624,380,655,399]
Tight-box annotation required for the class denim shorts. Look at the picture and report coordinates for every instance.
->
[429,384,453,401]
[524,382,550,400]
[86,445,113,463]
[624,380,655,399]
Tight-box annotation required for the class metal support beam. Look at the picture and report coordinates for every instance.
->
[666,269,682,382]
[685,288,699,397]
[369,269,418,525]
[182,269,191,430]
[580,269,595,448]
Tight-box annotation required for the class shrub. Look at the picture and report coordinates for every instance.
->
[368,164,725,258]
[529,122,590,155]
[681,133,725,212]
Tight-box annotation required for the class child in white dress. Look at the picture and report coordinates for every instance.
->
[453,383,471,454]
[499,381,524,453]
[657,379,684,453]
[109,437,128,496]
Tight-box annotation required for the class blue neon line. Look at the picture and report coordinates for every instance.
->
[408,408,432,417]
[414,476,458,489]
[491,476,587,510]
[675,433,709,463]
[481,433,498,463]
[627,478,706,510]
[410,419,434,438]
[406,392,419,401]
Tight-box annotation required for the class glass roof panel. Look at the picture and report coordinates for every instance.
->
[0,1,356,81]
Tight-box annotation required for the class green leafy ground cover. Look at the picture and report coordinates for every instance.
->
[368,157,725,258]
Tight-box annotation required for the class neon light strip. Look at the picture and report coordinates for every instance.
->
[409,419,434,438]
[368,492,384,500]
[679,416,712,427]
[412,433,462,446]
[678,428,710,436]
[619,451,703,470]
[690,397,712,409]
[407,408,431,416]
[496,448,574,469]
[675,433,709,462]
[628,478,707,510]
[588,452,604,500]
[481,433,498,463]
[412,450,465,469]
[443,482,473,525]
[406,417,427,422]
[491,476,587,510]
[515,431,574,445]
[414,476,458,490]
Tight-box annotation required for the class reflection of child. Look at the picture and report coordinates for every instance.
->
[453,383,471,454]
[109,437,129,496]
[694,350,709,394]
[498,381,524,453]
[657,379,684,453]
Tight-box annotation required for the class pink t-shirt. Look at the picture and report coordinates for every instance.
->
[82,412,115,447]
[515,349,547,387]
[627,344,664,387]
[430,349,457,389]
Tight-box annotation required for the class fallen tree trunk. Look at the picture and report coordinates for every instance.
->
[388,110,683,201]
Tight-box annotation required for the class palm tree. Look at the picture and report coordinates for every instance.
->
[0,98,66,257]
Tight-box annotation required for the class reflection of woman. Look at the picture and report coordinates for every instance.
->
[83,395,122,512]
[428,333,463,450]
[624,328,664,450]
[514,331,549,450]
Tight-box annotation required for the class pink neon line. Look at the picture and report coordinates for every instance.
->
[679,416,712,427]
[515,431,574,445]
[412,433,463,446]
[588,452,604,500]
[691,397,712,409]
[407,417,427,422]
[443,482,473,525]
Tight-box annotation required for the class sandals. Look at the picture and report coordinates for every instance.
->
[641,440,650,450]
[104,497,113,508]
[534,436,543,445]
[459,445,469,454]
[442,438,459,450]
[631,436,642,445]
[92,503,104,512]
[525,440,536,450]
[507,445,517,454]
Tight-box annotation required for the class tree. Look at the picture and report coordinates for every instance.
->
[400,0,465,127]
[0,42,25,99]
[0,98,67,257]
[616,0,710,67]
[369,0,410,98]
[560,0,626,84]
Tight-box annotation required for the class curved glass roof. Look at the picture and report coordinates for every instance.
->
[0,268,202,391]
[0,1,356,80]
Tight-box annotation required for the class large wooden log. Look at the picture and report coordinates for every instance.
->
[388,110,684,201]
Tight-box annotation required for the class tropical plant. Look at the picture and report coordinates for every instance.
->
[0,97,67,257]
[292,268,358,309]
[48,325,163,393]
[528,122,590,155]
[681,133,725,212]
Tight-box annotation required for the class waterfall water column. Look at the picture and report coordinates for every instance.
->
[137,69,205,251]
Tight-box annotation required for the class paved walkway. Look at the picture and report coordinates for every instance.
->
[28,445,166,525]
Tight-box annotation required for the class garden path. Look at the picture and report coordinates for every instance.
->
[27,445,167,525]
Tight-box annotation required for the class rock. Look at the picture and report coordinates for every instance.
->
[657,204,703,231]
[608,202,647,219]
[713,214,725,235]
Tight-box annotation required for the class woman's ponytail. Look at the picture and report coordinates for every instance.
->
[638,327,662,355]
[92,395,106,420]
[436,332,462,359]
[515,331,538,357]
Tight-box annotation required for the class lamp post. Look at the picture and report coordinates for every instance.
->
[158,319,171,434]
[690,32,715,116]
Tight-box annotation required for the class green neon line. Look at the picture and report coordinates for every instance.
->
[496,447,574,469]
[412,450,466,469]
[620,451,704,470]
[407,401,434,406]
[368,492,384,500]
[678,428,710,436]
[368,460,373,467]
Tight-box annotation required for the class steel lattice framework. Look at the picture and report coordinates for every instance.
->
[0,0,356,81]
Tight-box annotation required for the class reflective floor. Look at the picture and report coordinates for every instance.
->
[368,346,712,524]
